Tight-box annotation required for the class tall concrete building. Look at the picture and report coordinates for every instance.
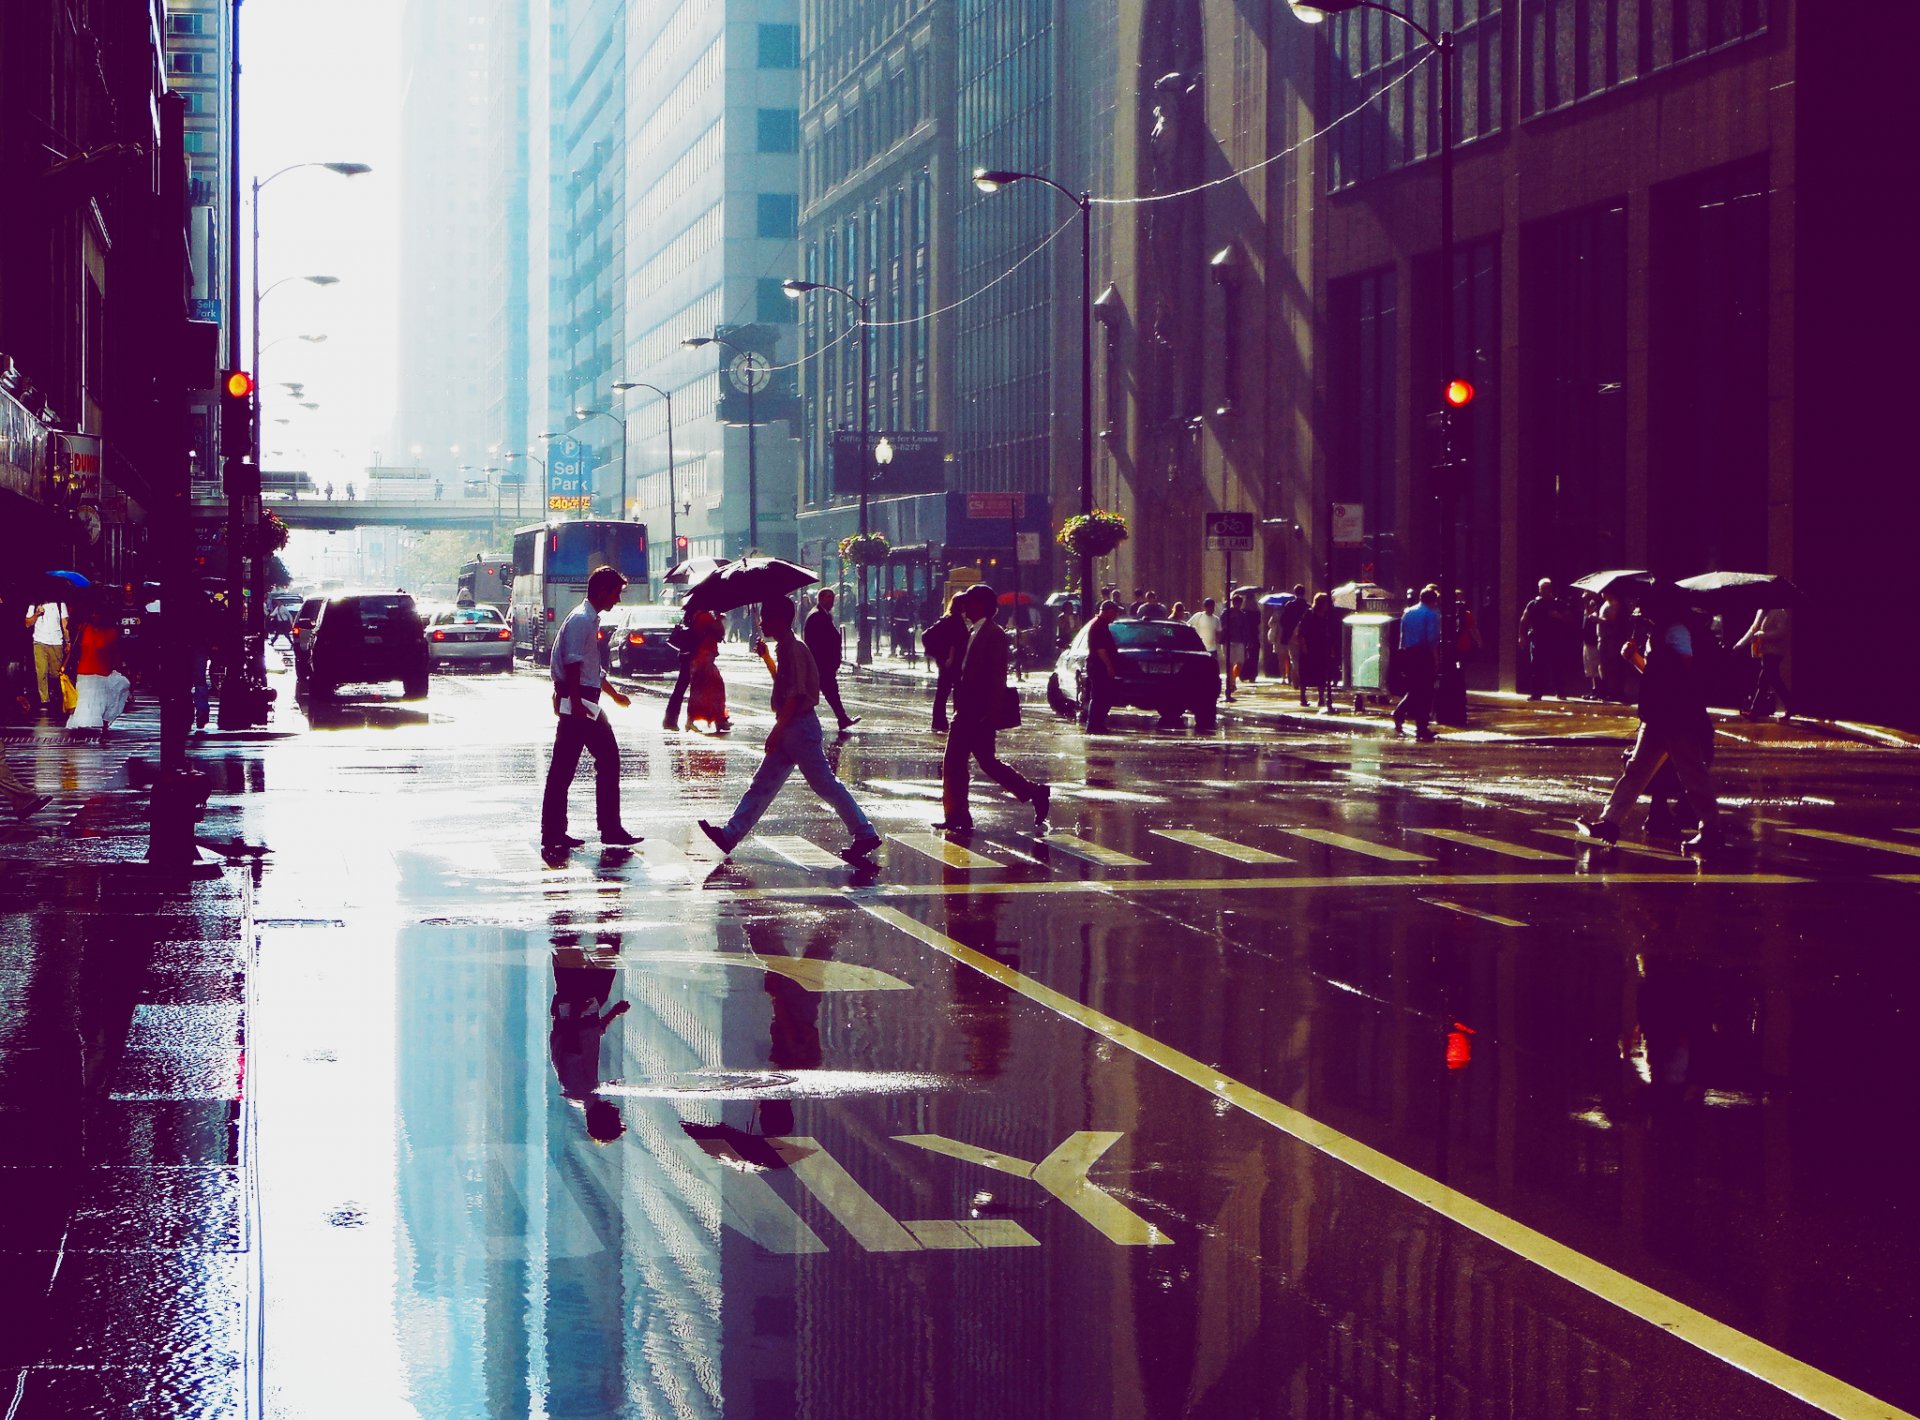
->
[393,0,496,486]
[480,0,537,494]
[622,1,803,572]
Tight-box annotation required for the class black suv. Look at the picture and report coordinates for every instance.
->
[307,593,430,700]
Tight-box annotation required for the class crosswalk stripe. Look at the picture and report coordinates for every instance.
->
[867,778,944,799]
[1535,828,1692,863]
[1151,829,1291,865]
[1410,828,1566,862]
[1279,827,1434,864]
[1044,833,1149,868]
[761,836,844,869]
[1422,898,1529,928]
[1062,786,1166,805]
[1782,828,1920,860]
[890,832,1004,869]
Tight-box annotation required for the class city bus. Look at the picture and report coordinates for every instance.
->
[456,554,515,614]
[508,520,649,663]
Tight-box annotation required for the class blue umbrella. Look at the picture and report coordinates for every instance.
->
[1261,592,1297,609]
[46,570,90,590]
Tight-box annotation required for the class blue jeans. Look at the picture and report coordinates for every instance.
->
[723,711,873,844]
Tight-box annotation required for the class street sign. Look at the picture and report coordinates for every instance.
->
[965,491,1026,521]
[832,430,946,496]
[1205,511,1254,552]
[547,435,591,513]
[1332,503,1365,549]
[1016,531,1042,563]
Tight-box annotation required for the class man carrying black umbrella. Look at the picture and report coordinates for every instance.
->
[935,584,1049,834]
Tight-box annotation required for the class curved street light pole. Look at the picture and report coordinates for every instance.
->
[974,167,1093,617]
[612,381,676,579]
[572,408,629,519]
[681,334,763,556]
[782,279,874,662]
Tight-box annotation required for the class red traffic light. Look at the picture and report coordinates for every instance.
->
[674,535,689,554]
[1445,1022,1476,1070]
[223,369,256,399]
[1443,378,1475,408]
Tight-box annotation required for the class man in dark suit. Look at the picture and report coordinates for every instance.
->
[935,584,1049,834]
[921,592,967,733]
[803,589,858,731]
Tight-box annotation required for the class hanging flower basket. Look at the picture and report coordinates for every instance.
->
[243,509,291,558]
[1057,509,1129,559]
[839,532,891,566]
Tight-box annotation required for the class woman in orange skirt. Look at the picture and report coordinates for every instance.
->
[684,611,730,732]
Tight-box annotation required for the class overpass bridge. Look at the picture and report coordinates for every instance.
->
[189,489,530,533]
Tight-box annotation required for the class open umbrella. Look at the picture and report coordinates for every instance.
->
[27,570,91,604]
[1330,580,1389,610]
[1230,584,1263,599]
[1571,569,1653,596]
[682,557,818,615]
[1675,571,1803,610]
[1260,592,1297,609]
[997,590,1036,606]
[664,556,731,586]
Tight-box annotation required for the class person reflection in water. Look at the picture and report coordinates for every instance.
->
[550,957,629,1143]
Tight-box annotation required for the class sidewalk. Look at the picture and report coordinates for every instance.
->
[841,649,1917,749]
[0,708,255,1414]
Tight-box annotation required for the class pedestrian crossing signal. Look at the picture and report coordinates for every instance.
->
[219,369,257,461]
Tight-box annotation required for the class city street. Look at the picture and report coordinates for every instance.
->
[7,653,1916,1418]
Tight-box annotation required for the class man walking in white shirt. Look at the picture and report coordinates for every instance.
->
[540,567,641,852]
[24,600,67,719]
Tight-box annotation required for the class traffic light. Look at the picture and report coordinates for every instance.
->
[1443,377,1475,409]
[219,369,256,462]
[674,534,689,559]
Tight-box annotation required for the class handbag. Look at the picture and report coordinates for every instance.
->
[992,684,1021,730]
[60,673,79,714]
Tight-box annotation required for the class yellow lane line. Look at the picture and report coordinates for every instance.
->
[1877,875,1920,885]
[1410,827,1567,862]
[1044,833,1150,868]
[1279,827,1435,863]
[861,903,1913,1420]
[607,951,910,993]
[782,1138,924,1252]
[1151,828,1292,865]
[1783,828,1920,860]
[1421,898,1528,928]
[890,831,1005,869]
[760,835,845,869]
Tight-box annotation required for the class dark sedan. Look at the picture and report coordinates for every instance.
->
[601,605,684,676]
[1048,618,1220,731]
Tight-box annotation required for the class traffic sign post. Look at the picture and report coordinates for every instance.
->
[1204,511,1254,553]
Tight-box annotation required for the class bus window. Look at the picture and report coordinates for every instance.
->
[549,522,648,584]
[512,529,538,578]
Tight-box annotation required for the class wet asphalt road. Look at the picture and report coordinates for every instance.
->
[224,655,1920,1419]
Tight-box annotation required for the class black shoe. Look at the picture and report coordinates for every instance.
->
[931,819,974,834]
[839,716,861,730]
[840,833,882,863]
[1682,829,1722,855]
[698,819,735,855]
[1415,729,1436,742]
[663,717,679,731]
[931,718,949,734]
[1574,817,1619,845]
[545,832,585,849]
[1031,785,1051,831]
[601,827,643,846]
[541,837,581,853]
[13,794,51,820]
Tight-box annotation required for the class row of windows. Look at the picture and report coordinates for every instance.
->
[802,0,927,102]
[630,36,721,159]
[805,52,932,201]
[631,203,722,298]
[629,121,720,235]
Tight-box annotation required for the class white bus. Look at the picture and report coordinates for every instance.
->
[456,554,515,614]
[508,520,650,663]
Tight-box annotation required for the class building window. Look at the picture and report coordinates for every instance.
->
[757,278,794,324]
[183,129,216,154]
[757,193,798,239]
[165,13,207,35]
[1521,200,1628,578]
[1522,0,1768,119]
[168,52,210,75]
[1329,268,1399,588]
[757,108,799,153]
[758,23,801,68]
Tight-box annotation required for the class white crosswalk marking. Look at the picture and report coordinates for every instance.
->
[1782,828,1920,860]
[890,832,1004,869]
[761,836,845,869]
[1535,828,1691,862]
[1278,827,1434,864]
[1151,828,1291,865]
[1044,833,1149,868]
[1409,828,1567,862]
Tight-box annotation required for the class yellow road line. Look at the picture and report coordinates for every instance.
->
[783,1138,923,1251]
[760,835,844,869]
[890,831,1005,869]
[1410,827,1566,862]
[1784,828,1920,860]
[861,903,1912,1420]
[608,951,910,993]
[1044,833,1150,868]
[1422,898,1528,928]
[1151,828,1291,865]
[1280,827,1434,863]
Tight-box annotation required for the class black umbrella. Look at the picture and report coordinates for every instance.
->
[682,557,819,615]
[1571,569,1654,596]
[1675,571,1803,610]
[664,556,731,586]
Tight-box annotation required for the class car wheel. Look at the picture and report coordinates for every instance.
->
[494,657,513,673]
[1193,705,1218,733]
[402,671,429,701]
[1046,674,1076,718]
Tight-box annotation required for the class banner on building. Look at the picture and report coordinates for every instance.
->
[832,430,946,496]
[547,436,592,513]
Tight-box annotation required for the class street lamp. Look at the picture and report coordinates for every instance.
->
[571,407,629,519]
[782,277,875,661]
[681,334,766,555]
[974,166,1094,612]
[499,448,538,522]
[1289,0,1464,721]
[611,381,676,580]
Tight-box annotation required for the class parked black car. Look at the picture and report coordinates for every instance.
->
[1048,617,1220,731]
[306,593,429,701]
[600,604,685,675]
[289,596,325,687]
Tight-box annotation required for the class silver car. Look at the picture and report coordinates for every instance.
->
[425,604,514,672]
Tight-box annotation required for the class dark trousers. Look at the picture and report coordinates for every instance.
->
[1747,655,1790,717]
[931,669,956,731]
[1394,645,1437,733]
[663,652,692,727]
[942,718,1040,823]
[541,710,621,841]
[1080,674,1114,732]
[819,666,852,726]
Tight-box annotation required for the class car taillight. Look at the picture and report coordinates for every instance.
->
[431,630,446,641]
[628,632,645,646]
[496,628,511,640]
